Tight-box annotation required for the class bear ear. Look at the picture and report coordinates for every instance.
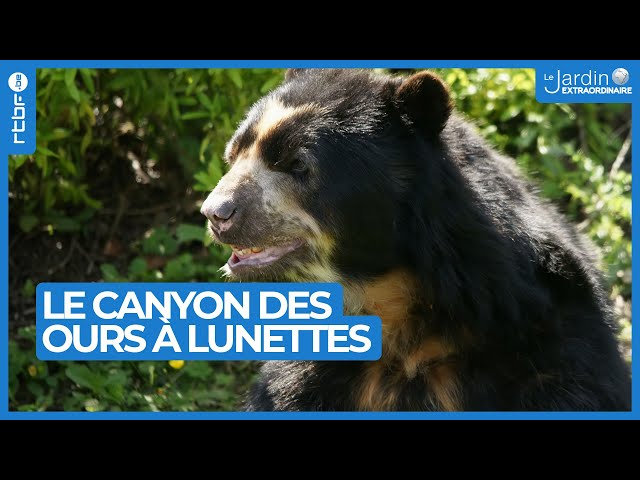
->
[395,71,452,137]
[285,68,306,81]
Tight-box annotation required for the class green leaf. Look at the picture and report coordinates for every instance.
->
[199,134,212,162]
[80,129,93,156]
[35,153,49,176]
[183,361,214,380]
[196,91,214,111]
[64,68,77,86]
[22,279,35,298]
[36,145,60,159]
[49,216,81,232]
[66,365,105,392]
[18,215,38,232]
[163,254,197,281]
[176,223,206,244]
[51,128,72,140]
[104,383,125,404]
[260,74,283,93]
[9,155,28,171]
[100,263,122,282]
[194,171,216,191]
[228,69,243,89]
[215,372,233,386]
[108,75,133,90]
[181,111,210,121]
[64,69,80,102]
[79,69,95,94]
[128,257,149,278]
[170,96,181,120]
[57,153,78,176]
[177,97,198,106]
[27,382,44,398]
[141,227,179,256]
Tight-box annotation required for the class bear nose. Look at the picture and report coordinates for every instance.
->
[201,200,237,229]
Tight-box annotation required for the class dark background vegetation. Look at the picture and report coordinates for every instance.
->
[8,68,632,412]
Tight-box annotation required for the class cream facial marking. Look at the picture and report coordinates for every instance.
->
[225,98,325,164]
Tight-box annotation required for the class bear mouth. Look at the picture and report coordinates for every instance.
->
[226,239,305,271]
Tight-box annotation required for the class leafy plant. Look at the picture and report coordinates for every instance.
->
[10,68,284,236]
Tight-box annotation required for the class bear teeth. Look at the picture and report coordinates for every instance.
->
[234,247,264,256]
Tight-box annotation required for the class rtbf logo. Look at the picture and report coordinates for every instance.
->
[543,68,632,95]
[8,72,28,144]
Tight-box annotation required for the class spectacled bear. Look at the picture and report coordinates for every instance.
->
[201,68,631,411]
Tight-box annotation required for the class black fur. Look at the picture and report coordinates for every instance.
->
[224,69,630,411]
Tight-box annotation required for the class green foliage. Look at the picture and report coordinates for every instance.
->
[10,68,284,235]
[8,68,631,412]
[100,224,230,283]
[10,326,256,411]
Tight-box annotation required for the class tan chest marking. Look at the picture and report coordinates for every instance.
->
[355,269,461,411]
[362,269,418,331]
[356,348,461,412]
[355,361,398,411]
[427,362,460,411]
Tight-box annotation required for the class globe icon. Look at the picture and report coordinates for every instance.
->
[612,68,629,86]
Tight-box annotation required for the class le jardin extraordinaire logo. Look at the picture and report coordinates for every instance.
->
[542,67,631,95]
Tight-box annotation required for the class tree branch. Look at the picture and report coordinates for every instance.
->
[609,130,632,179]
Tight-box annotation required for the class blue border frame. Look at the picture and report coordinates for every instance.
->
[2,59,637,420]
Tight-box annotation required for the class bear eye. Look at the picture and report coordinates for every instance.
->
[289,157,308,176]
